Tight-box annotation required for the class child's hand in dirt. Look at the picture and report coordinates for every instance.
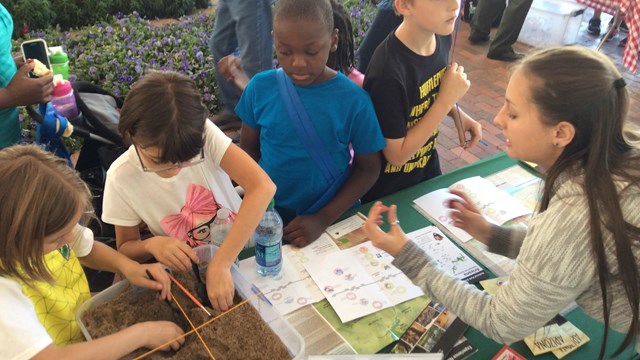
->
[145,236,199,273]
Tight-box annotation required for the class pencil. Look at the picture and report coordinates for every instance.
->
[166,271,213,317]
[454,103,489,147]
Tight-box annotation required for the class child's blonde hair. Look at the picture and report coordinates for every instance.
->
[392,0,413,15]
[0,145,93,283]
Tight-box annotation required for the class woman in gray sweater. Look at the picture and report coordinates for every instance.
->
[363,46,640,358]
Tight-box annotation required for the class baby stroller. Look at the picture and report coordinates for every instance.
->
[29,81,126,291]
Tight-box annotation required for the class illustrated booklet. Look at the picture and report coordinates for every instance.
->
[413,175,532,243]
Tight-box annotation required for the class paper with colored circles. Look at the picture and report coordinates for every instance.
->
[305,241,423,323]
[238,233,340,315]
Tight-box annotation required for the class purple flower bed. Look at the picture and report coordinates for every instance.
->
[16,11,221,114]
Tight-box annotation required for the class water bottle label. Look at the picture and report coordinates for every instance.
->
[255,242,282,267]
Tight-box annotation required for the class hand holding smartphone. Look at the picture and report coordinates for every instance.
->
[21,39,52,77]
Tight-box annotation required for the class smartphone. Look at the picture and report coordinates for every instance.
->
[21,39,51,71]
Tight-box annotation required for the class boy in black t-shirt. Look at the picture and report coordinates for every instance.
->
[362,0,483,202]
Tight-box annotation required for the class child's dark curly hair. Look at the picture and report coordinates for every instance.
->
[327,0,356,75]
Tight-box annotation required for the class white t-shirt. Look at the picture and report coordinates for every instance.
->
[0,225,93,360]
[102,120,241,247]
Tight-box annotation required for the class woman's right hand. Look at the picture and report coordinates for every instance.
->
[139,321,184,351]
[363,202,408,257]
[447,189,492,244]
[144,236,199,272]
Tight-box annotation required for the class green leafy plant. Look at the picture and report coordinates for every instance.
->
[9,0,54,36]
[50,0,80,29]
[194,0,211,10]
[79,0,114,27]
[7,0,208,32]
[13,11,221,146]
[140,0,196,19]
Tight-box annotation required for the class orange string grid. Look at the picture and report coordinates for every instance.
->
[132,290,262,360]
[170,290,216,360]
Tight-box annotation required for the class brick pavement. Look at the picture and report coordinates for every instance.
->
[441,10,639,173]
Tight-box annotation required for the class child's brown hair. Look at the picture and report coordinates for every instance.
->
[119,71,207,164]
[0,145,93,283]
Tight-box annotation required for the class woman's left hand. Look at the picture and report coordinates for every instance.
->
[123,263,172,300]
[363,202,408,257]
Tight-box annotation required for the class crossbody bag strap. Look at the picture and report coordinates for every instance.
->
[276,68,340,183]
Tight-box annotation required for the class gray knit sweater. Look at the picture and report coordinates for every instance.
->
[393,174,640,352]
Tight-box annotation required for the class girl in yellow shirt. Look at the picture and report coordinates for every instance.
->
[0,145,185,360]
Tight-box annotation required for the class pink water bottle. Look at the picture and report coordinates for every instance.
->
[51,74,79,119]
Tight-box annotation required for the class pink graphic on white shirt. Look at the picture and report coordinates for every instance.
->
[160,184,234,248]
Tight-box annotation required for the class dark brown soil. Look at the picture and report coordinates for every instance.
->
[82,271,292,359]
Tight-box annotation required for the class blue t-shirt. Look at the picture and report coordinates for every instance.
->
[0,4,19,149]
[236,69,385,212]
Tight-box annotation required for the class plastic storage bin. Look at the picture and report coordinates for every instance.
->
[76,245,305,359]
[518,0,586,48]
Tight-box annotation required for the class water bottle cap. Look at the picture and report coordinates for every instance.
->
[49,47,68,63]
[268,199,275,209]
[52,77,73,97]
[216,208,230,219]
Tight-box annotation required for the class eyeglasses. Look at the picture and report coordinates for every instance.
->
[135,146,205,173]
[187,203,223,242]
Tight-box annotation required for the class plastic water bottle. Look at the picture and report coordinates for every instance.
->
[51,74,79,119]
[254,199,283,276]
[49,46,69,80]
[210,208,233,247]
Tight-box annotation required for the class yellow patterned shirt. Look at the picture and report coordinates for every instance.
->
[18,225,94,346]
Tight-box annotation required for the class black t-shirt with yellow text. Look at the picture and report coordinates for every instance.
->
[362,32,451,202]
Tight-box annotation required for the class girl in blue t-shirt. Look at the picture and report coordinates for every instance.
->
[236,0,386,248]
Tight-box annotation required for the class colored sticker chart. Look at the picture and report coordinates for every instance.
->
[304,247,423,323]
[413,176,532,242]
[325,213,369,250]
[342,241,424,306]
[406,226,487,283]
[238,233,340,315]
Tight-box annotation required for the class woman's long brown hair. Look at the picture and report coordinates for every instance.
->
[518,47,639,358]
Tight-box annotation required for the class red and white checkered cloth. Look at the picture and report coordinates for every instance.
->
[576,0,639,72]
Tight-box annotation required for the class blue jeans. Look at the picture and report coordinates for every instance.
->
[209,0,274,112]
